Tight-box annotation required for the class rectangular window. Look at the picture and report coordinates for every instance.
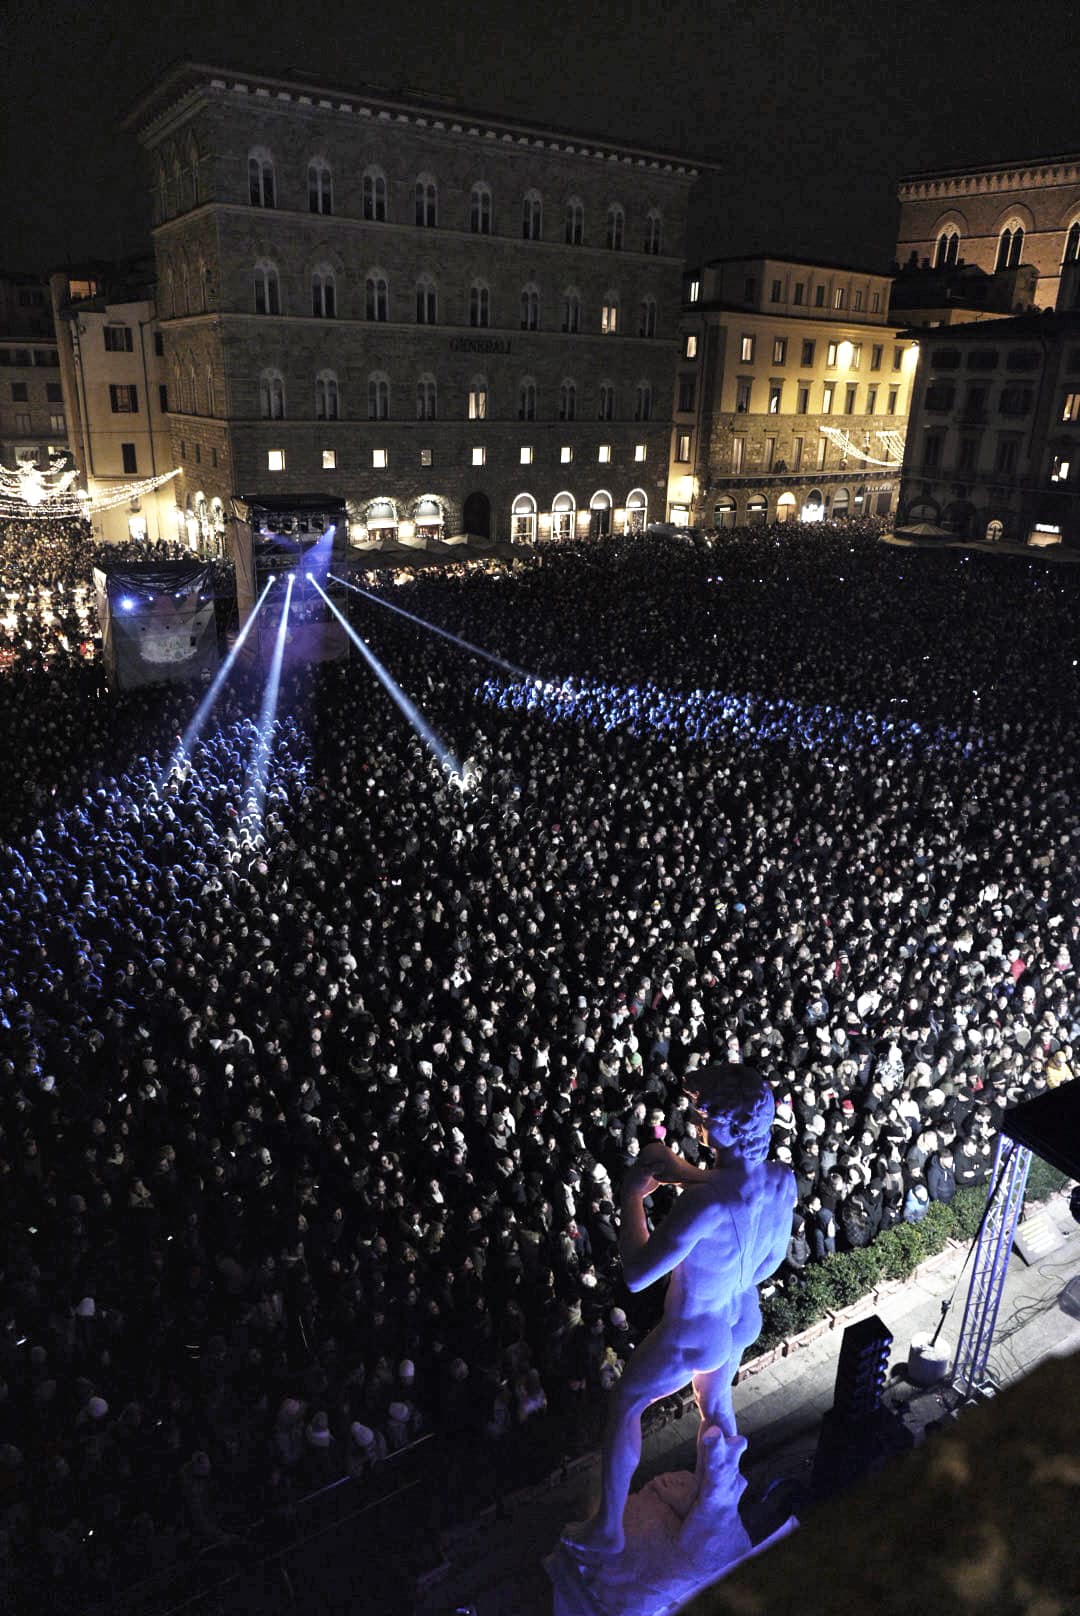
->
[999,386,1033,417]
[893,346,903,370]
[922,434,943,470]
[267,449,285,471]
[560,445,573,464]
[731,437,745,472]
[801,339,815,367]
[826,342,838,367]
[735,378,752,412]
[154,331,164,357]
[853,290,864,311]
[468,388,487,421]
[471,446,485,466]
[740,334,754,363]
[957,437,978,472]
[797,384,810,413]
[871,291,881,313]
[845,384,857,414]
[743,278,756,302]
[771,279,783,302]
[601,303,618,334]
[866,385,878,414]
[46,382,62,403]
[834,287,846,309]
[10,382,27,401]
[995,437,1018,473]
[763,435,776,471]
[822,383,834,412]
[322,448,337,469]
[195,444,201,464]
[814,285,825,307]
[793,282,805,306]
[676,431,692,462]
[1063,392,1080,421]
[598,444,611,463]
[687,278,700,303]
[850,343,862,369]
[420,448,432,467]
[634,443,646,462]
[678,376,696,412]
[159,384,168,413]
[888,387,899,414]
[104,325,133,352]
[768,383,782,413]
[120,442,137,473]
[373,448,388,468]
[1051,453,1071,482]
[773,337,787,365]
[109,384,138,413]
[816,435,827,469]
[520,444,533,464]
[871,344,883,371]
[791,436,803,470]
[49,411,65,433]
[684,333,698,360]
[211,448,218,468]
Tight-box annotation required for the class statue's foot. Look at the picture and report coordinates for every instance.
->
[560,1516,624,1559]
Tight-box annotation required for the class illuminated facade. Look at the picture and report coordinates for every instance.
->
[895,153,1080,320]
[897,311,1080,545]
[667,257,916,528]
[126,63,703,546]
[49,264,180,545]
[0,273,68,472]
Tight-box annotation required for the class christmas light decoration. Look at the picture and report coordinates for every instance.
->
[817,427,906,467]
[0,462,181,521]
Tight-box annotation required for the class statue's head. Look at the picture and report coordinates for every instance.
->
[686,1064,774,1162]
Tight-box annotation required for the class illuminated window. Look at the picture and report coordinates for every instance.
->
[606,203,624,250]
[601,298,619,334]
[415,173,437,227]
[520,444,533,464]
[469,281,490,328]
[822,384,834,412]
[598,380,615,421]
[520,284,540,330]
[372,448,388,469]
[518,377,537,421]
[311,265,336,318]
[773,337,787,365]
[826,343,838,367]
[368,372,390,420]
[676,431,692,462]
[768,384,782,413]
[512,491,537,542]
[685,334,698,360]
[470,183,492,234]
[740,334,754,362]
[362,168,387,221]
[366,272,389,322]
[560,445,573,464]
[472,446,486,466]
[253,261,280,315]
[562,287,582,333]
[850,343,862,369]
[731,437,745,472]
[50,412,66,434]
[416,375,438,420]
[1051,454,1072,482]
[834,287,846,309]
[645,210,663,254]
[522,190,543,241]
[598,444,611,463]
[259,369,285,420]
[420,448,432,467]
[1063,392,1080,421]
[416,276,437,324]
[248,149,275,207]
[634,443,646,462]
[638,297,657,337]
[558,379,577,421]
[322,448,336,469]
[468,381,488,420]
[308,159,333,215]
[565,197,584,245]
[687,277,700,303]
[267,448,285,471]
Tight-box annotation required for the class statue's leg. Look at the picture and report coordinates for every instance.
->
[562,1326,684,1557]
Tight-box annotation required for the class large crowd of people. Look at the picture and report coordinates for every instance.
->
[1,513,1078,1598]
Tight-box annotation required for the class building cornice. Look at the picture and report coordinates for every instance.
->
[898,157,1080,204]
[127,63,710,179]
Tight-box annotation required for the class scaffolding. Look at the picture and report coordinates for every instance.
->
[951,1135,1033,1402]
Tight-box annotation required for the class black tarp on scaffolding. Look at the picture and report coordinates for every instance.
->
[93,561,218,690]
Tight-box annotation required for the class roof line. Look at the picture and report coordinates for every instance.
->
[899,151,1080,185]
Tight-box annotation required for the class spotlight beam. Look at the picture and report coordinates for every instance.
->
[159,577,276,788]
[245,573,294,828]
[308,576,462,779]
[327,571,529,678]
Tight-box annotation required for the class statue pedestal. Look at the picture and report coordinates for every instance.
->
[546,1431,797,1616]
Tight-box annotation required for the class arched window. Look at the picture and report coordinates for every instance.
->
[156,162,168,223]
[644,210,663,255]
[634,379,652,421]
[174,155,185,215]
[638,296,657,338]
[178,259,190,315]
[601,292,619,334]
[565,197,584,245]
[561,287,581,334]
[518,376,537,421]
[315,370,339,421]
[470,182,492,234]
[415,173,438,227]
[469,281,490,328]
[189,364,199,415]
[606,203,624,251]
[713,497,736,531]
[415,275,437,325]
[199,263,211,310]
[558,379,577,422]
[589,488,613,538]
[206,369,215,418]
[520,284,540,330]
[512,492,537,544]
[414,497,443,537]
[551,490,576,541]
[312,265,336,318]
[597,380,615,421]
[363,168,387,221]
[1063,221,1080,265]
[191,260,206,312]
[188,139,200,206]
[161,264,174,319]
[366,271,389,322]
[171,358,183,413]
[367,499,398,538]
[522,190,543,241]
[747,495,768,527]
[253,260,280,315]
[367,371,391,421]
[934,228,960,268]
[248,148,275,208]
[259,368,286,420]
[997,222,1025,271]
[308,159,333,215]
[626,488,648,534]
[416,374,438,420]
[468,374,488,420]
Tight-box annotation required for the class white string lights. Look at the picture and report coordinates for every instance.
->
[0,460,181,521]
[817,427,906,467]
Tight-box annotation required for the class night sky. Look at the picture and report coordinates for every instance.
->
[4,0,1080,277]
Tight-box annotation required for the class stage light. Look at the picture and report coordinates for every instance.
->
[327,572,529,678]
[308,576,462,781]
[245,574,295,832]
[119,597,136,612]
